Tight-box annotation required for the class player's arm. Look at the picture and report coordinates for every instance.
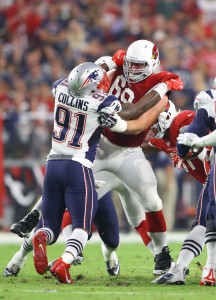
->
[178,130,216,149]
[124,96,168,134]
[120,90,162,120]
[106,95,168,134]
[120,77,184,121]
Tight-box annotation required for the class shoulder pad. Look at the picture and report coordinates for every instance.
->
[194,89,216,117]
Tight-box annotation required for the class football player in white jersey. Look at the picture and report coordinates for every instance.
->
[30,61,125,284]
[174,77,216,286]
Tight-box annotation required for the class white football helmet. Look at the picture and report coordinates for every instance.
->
[154,100,179,138]
[123,40,160,83]
[68,62,110,96]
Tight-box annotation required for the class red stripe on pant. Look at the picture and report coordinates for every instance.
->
[135,220,151,246]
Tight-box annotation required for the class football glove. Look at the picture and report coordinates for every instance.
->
[112,50,126,67]
[104,50,126,70]
[98,113,118,128]
[165,78,184,91]
[177,133,203,152]
[99,99,122,115]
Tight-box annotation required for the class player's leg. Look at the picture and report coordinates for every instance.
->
[200,215,216,286]
[60,210,84,265]
[153,181,208,284]
[95,171,155,254]
[94,191,120,275]
[93,139,168,274]
[200,162,216,286]
[33,160,65,275]
[113,147,171,275]
[115,184,155,255]
[4,217,45,277]
[50,162,98,284]
[3,229,35,276]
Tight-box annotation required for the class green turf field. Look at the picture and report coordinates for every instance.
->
[0,241,215,300]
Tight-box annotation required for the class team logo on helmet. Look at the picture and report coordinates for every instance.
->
[151,45,159,60]
[79,70,99,90]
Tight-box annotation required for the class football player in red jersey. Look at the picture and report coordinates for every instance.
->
[144,100,211,284]
[93,40,184,276]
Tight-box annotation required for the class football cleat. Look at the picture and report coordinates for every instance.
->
[106,259,120,276]
[3,265,20,277]
[3,251,28,277]
[200,267,216,286]
[10,210,40,238]
[33,231,48,275]
[151,262,189,285]
[47,253,84,271]
[153,246,173,276]
[50,258,74,284]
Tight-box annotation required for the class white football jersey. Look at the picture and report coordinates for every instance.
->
[194,89,216,120]
[48,78,121,168]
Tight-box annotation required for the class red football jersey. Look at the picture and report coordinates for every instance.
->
[149,110,209,184]
[102,67,178,147]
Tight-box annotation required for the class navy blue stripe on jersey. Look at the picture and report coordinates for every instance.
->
[97,95,118,113]
[205,89,214,99]
[53,78,66,89]
[177,108,214,158]
[85,126,103,163]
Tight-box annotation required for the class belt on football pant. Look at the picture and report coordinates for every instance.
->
[48,154,74,160]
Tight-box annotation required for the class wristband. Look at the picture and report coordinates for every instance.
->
[110,115,127,133]
[152,83,168,99]
[105,58,117,71]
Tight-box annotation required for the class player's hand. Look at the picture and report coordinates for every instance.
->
[98,113,118,128]
[99,100,122,115]
[177,133,204,152]
[165,78,184,91]
[112,50,126,67]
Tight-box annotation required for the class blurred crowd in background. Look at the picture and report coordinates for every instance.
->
[0,0,216,232]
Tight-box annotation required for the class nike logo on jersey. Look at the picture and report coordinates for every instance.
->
[187,113,193,117]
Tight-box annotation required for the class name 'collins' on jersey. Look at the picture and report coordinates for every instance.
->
[48,78,120,168]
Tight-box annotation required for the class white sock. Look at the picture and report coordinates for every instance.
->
[146,240,155,256]
[62,228,88,265]
[31,196,42,217]
[20,230,35,255]
[177,225,206,268]
[101,242,118,262]
[206,241,216,269]
[148,232,167,254]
